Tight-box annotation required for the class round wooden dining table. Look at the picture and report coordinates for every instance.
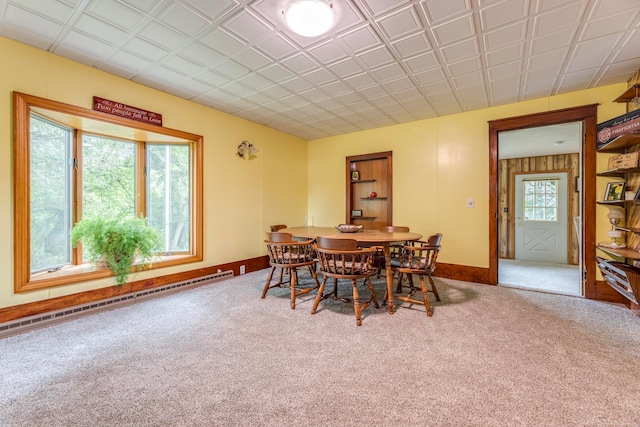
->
[281,226,422,314]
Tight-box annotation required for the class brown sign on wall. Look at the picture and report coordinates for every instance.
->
[93,96,162,126]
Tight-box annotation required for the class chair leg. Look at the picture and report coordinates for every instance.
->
[395,272,403,293]
[261,266,277,298]
[352,279,362,326]
[428,274,440,301]
[419,274,433,317]
[311,277,329,314]
[290,268,298,309]
[366,277,379,309]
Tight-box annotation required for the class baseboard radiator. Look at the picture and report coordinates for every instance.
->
[0,270,234,338]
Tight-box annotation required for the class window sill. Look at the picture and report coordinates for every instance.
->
[19,254,201,293]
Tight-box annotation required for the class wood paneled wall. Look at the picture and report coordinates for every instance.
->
[499,153,580,265]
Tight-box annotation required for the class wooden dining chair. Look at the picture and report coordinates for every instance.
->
[316,236,358,250]
[385,233,442,316]
[270,224,287,232]
[263,234,319,309]
[375,225,410,278]
[312,245,379,326]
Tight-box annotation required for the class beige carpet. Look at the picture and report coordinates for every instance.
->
[1,269,639,426]
[499,259,582,296]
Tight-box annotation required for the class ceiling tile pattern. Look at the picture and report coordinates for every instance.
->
[1,0,639,140]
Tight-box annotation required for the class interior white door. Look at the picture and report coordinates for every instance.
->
[514,172,568,263]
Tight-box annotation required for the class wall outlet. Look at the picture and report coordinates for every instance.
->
[240,265,246,275]
[466,197,474,208]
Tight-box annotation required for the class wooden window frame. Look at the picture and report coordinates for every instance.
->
[13,92,204,292]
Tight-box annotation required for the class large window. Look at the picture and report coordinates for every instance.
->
[14,92,203,292]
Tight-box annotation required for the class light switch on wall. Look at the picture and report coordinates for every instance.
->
[466,197,474,208]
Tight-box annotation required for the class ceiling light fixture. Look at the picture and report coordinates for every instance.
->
[283,0,335,37]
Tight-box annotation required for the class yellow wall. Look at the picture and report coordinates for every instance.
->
[0,37,308,308]
[308,85,628,268]
[1,35,630,309]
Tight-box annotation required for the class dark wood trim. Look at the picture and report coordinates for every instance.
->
[0,256,269,324]
[593,279,629,304]
[434,263,491,285]
[488,104,599,299]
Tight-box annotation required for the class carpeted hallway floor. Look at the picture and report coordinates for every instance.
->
[499,259,581,296]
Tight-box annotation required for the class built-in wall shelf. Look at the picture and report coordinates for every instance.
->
[351,179,376,184]
[597,167,640,177]
[360,197,388,200]
[597,245,640,260]
[596,200,626,206]
[596,132,640,153]
[352,216,376,220]
[613,84,640,103]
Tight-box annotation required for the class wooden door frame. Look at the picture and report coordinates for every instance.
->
[488,104,598,298]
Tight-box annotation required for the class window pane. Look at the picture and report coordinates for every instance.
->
[525,194,535,206]
[30,115,72,272]
[147,144,191,252]
[546,181,557,193]
[525,208,535,220]
[535,208,545,220]
[524,182,534,194]
[81,135,136,220]
[545,208,557,221]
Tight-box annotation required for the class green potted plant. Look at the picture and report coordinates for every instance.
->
[71,216,161,285]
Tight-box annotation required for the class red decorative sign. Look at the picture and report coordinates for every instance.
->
[93,96,162,126]
[597,109,640,147]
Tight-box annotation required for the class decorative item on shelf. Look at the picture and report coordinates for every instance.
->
[631,84,640,109]
[351,209,362,217]
[236,140,259,160]
[335,224,364,233]
[608,152,639,170]
[600,206,626,249]
[603,181,625,202]
[369,191,377,198]
[626,190,635,200]
[351,170,359,181]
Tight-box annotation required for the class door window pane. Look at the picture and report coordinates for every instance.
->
[523,178,559,222]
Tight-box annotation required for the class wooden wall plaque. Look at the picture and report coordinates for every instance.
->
[93,96,162,126]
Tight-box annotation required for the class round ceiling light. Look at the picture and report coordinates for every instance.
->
[283,0,335,37]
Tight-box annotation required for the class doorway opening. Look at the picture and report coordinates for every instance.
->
[498,125,581,296]
[488,105,599,299]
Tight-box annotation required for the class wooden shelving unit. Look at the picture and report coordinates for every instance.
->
[596,90,640,308]
[346,151,392,231]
